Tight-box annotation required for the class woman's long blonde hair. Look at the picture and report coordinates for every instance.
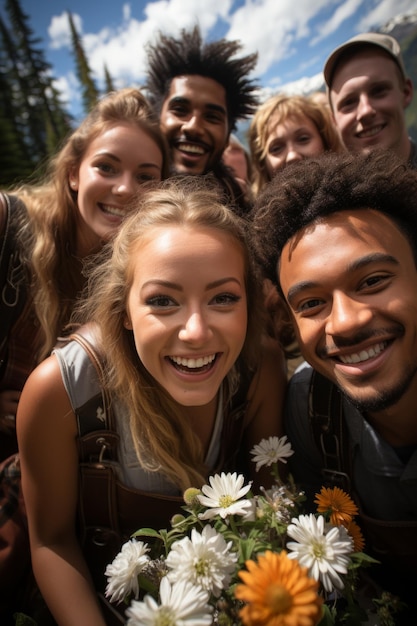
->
[77,177,265,491]
[249,93,343,196]
[10,88,169,360]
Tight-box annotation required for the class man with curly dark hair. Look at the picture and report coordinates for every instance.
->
[252,150,417,621]
[145,25,258,214]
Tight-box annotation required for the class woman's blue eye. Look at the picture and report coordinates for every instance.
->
[146,295,175,307]
[212,293,241,305]
[96,162,115,174]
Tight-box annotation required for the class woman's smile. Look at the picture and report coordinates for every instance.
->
[126,224,247,406]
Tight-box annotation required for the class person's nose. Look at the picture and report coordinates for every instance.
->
[182,113,204,136]
[285,144,303,164]
[325,291,373,338]
[356,94,376,121]
[178,309,212,344]
[112,174,136,197]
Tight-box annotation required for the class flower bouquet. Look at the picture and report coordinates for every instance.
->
[104,436,402,626]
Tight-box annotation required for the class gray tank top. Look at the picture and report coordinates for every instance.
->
[54,339,224,496]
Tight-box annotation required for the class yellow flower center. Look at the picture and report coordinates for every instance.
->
[219,494,234,508]
[265,583,292,614]
[311,539,326,559]
[195,558,209,576]
[155,607,176,626]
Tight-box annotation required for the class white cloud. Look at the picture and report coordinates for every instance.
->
[313,0,363,43]
[225,0,330,76]
[52,72,83,121]
[122,3,131,22]
[44,0,417,118]
[53,0,237,91]
[48,11,83,49]
[143,0,233,37]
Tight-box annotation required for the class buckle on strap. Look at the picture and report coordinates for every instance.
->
[321,468,351,491]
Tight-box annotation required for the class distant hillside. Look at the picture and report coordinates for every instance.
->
[382,11,417,142]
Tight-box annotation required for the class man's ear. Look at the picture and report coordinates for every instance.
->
[403,78,413,109]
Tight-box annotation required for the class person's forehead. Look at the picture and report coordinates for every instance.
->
[331,48,400,90]
[283,208,405,251]
[279,210,415,300]
[283,210,408,261]
[165,75,227,105]
[268,112,315,133]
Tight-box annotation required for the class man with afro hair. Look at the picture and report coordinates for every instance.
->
[145,25,258,215]
[252,150,417,622]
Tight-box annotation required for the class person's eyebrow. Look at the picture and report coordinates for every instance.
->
[167,96,189,107]
[167,96,226,117]
[285,252,398,304]
[93,151,161,170]
[94,151,122,161]
[205,103,227,116]
[142,277,242,291]
[138,163,162,171]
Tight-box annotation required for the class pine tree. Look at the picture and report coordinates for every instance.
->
[67,12,100,113]
[0,39,33,187]
[1,0,72,185]
[0,14,35,185]
[103,63,115,94]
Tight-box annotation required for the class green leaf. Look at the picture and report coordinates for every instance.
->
[132,528,163,539]
[318,604,336,626]
[13,614,38,626]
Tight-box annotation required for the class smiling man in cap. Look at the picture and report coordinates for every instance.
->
[324,32,416,168]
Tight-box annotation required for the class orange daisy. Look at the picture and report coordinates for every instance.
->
[314,486,358,526]
[345,519,365,552]
[235,550,323,626]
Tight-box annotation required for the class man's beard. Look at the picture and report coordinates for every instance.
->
[339,363,417,413]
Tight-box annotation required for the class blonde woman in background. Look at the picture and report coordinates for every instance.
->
[0,88,168,459]
[248,94,343,375]
[249,93,343,197]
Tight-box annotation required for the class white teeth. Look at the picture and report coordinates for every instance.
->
[179,143,205,155]
[102,205,125,217]
[170,354,216,368]
[339,342,386,364]
[358,125,383,138]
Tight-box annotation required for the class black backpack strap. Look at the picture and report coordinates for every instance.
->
[67,329,123,569]
[69,329,119,464]
[0,193,28,366]
[308,370,351,491]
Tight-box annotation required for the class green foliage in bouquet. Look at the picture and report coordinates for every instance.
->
[104,436,404,626]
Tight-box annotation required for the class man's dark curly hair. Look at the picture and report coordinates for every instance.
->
[251,150,417,288]
[145,25,259,131]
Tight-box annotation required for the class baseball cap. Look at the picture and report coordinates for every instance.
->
[324,32,407,88]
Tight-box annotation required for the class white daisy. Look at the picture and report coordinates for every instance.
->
[125,577,212,626]
[286,514,353,593]
[197,472,252,520]
[165,524,238,597]
[105,539,150,603]
[250,435,294,472]
[241,496,258,523]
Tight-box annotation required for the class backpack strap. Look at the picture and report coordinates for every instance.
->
[308,369,351,491]
[0,193,28,367]
[69,329,119,464]
[66,330,123,572]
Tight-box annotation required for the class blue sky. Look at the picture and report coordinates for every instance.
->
[3,0,416,122]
